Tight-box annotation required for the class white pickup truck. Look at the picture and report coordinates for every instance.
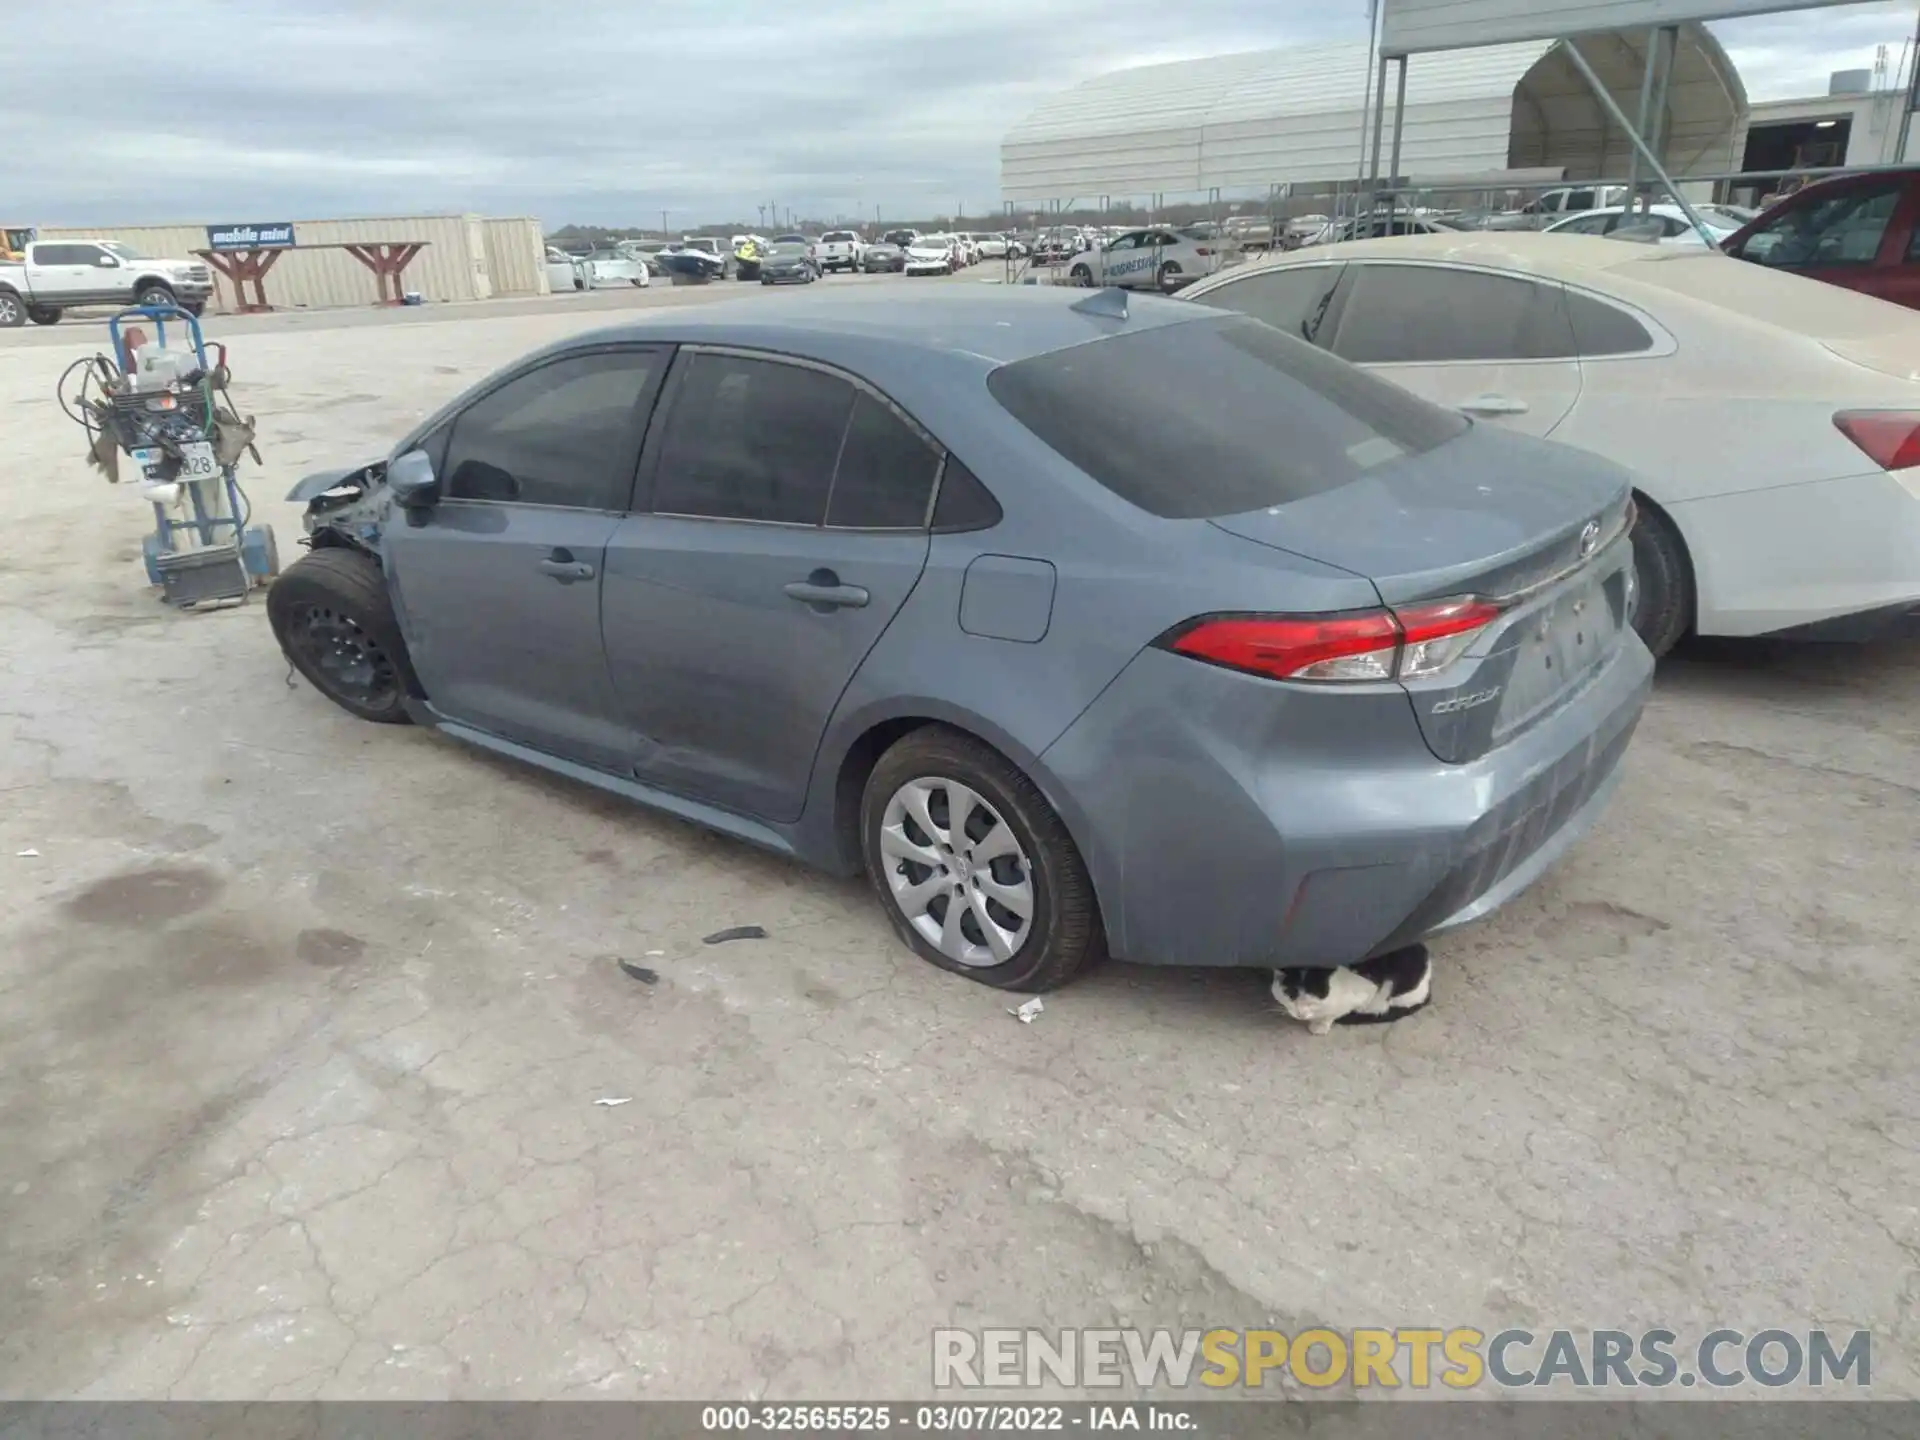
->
[0,239,215,327]
[814,230,866,273]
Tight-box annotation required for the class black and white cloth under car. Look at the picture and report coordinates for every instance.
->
[1272,945,1432,1035]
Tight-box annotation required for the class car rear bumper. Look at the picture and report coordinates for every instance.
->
[1038,632,1654,970]
[1678,470,1920,638]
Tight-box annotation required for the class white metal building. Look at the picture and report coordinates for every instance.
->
[1001,25,1747,203]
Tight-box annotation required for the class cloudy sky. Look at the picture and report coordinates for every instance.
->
[7,0,1916,228]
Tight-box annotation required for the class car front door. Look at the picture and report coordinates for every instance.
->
[1319,261,1582,436]
[1725,174,1917,307]
[382,345,667,772]
[602,348,939,822]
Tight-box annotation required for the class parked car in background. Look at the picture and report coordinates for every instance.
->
[1721,167,1920,311]
[1182,232,1920,654]
[1486,185,1634,231]
[0,238,214,326]
[1543,204,1738,248]
[1310,214,1466,246]
[975,235,1010,259]
[882,229,920,249]
[816,230,866,272]
[862,241,907,273]
[904,237,956,275]
[580,248,652,288]
[545,247,584,292]
[271,287,1649,991]
[758,240,820,285]
[1064,228,1229,291]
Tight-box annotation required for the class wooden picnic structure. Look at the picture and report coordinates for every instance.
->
[191,241,431,314]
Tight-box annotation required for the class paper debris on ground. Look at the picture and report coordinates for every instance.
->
[1008,998,1044,1024]
[16,849,39,857]
[593,1096,634,1107]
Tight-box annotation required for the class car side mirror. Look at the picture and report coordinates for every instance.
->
[387,449,441,509]
[97,256,120,267]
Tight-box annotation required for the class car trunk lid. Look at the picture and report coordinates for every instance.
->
[1210,426,1636,762]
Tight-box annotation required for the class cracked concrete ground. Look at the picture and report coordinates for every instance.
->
[1,284,1916,1402]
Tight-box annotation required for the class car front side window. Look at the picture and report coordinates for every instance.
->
[1188,265,1345,345]
[649,353,855,525]
[1330,264,1576,364]
[1738,181,1903,266]
[442,349,661,510]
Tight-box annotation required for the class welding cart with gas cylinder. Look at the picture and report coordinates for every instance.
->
[58,303,278,607]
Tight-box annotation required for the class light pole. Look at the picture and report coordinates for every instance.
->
[660,209,669,240]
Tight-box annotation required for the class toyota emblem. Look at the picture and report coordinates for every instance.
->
[1578,520,1601,557]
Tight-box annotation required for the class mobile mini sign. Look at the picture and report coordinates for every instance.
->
[205,223,296,251]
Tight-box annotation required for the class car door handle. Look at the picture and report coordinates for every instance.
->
[538,553,595,582]
[784,578,870,610]
[1460,394,1530,416]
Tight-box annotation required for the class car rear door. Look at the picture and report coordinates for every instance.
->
[382,345,668,773]
[1319,261,1582,437]
[25,243,99,302]
[602,348,938,823]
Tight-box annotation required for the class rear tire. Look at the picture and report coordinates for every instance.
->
[861,727,1105,993]
[1629,498,1693,659]
[1070,263,1092,286]
[268,548,420,724]
[1158,261,1182,292]
[27,305,60,326]
[0,291,25,328]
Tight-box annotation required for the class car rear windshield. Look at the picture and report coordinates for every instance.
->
[985,314,1469,519]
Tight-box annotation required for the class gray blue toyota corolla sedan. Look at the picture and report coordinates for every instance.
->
[272,287,1652,992]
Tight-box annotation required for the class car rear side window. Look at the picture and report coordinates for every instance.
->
[931,457,1003,532]
[651,353,855,525]
[1188,265,1343,344]
[826,392,941,529]
[986,314,1467,521]
[443,349,661,510]
[1567,291,1654,357]
[1331,264,1577,363]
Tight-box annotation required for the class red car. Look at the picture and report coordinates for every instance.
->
[1723,167,1920,311]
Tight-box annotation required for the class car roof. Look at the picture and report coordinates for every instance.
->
[571,286,1215,366]
[1202,232,1920,348]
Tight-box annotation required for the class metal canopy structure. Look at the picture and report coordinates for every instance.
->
[1368,0,1868,239]
[999,29,1744,204]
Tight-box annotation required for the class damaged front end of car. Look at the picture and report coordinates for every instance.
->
[286,461,394,556]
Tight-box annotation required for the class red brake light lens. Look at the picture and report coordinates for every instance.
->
[1165,600,1500,684]
[1834,410,1920,471]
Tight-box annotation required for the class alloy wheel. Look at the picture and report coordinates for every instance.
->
[879,776,1034,966]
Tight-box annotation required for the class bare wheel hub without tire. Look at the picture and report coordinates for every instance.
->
[880,777,1034,966]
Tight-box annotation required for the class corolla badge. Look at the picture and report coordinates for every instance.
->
[1578,519,1602,557]
[1430,687,1502,715]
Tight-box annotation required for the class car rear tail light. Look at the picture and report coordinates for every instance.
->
[1834,410,1920,471]
[1195,247,1214,256]
[1161,598,1502,684]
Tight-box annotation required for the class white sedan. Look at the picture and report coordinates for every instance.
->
[1180,233,1920,654]
[1064,228,1230,291]
[903,237,957,275]
[1543,204,1740,248]
[578,247,651,288]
